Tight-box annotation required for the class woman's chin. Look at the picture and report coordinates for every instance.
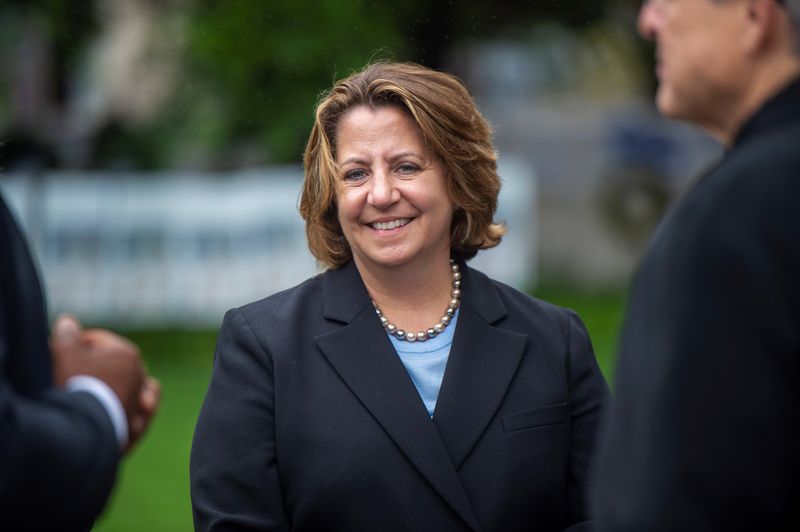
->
[354,247,424,270]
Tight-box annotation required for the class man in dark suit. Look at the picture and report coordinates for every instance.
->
[591,0,800,530]
[0,192,161,531]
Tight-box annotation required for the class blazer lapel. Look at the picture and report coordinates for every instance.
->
[314,262,482,532]
[433,265,528,469]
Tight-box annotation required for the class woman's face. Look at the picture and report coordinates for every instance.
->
[334,105,454,271]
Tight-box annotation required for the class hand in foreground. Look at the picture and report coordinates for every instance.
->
[50,314,161,451]
[128,375,161,451]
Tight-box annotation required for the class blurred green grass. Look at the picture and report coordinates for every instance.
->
[93,286,625,531]
[93,329,218,532]
[532,284,627,382]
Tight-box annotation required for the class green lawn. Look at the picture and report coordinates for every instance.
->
[93,329,218,532]
[93,287,625,531]
[532,284,628,383]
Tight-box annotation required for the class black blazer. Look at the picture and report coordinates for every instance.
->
[591,79,800,530]
[0,194,120,531]
[191,260,609,532]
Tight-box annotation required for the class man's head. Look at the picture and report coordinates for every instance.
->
[638,0,800,142]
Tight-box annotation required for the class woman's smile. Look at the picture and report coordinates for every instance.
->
[369,218,412,231]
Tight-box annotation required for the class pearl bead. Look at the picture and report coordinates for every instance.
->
[371,260,461,342]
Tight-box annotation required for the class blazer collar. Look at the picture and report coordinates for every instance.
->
[316,260,529,529]
[321,257,510,324]
[322,260,373,324]
[433,265,528,468]
[732,75,800,149]
[457,259,507,323]
[316,260,483,531]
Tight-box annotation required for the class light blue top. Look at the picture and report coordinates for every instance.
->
[388,308,459,417]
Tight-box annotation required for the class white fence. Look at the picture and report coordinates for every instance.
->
[1,161,536,327]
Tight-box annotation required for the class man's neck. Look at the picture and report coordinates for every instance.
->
[715,59,800,146]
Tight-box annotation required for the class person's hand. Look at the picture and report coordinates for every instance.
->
[128,375,162,451]
[50,314,160,450]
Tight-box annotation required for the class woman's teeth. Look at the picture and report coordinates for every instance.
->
[372,218,410,230]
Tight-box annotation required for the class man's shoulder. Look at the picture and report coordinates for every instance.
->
[640,117,800,286]
[666,118,800,240]
[726,116,800,181]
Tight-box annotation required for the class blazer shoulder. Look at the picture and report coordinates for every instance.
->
[232,272,325,325]
[472,267,579,335]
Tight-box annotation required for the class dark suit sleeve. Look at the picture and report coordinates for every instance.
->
[591,192,800,531]
[564,310,611,529]
[191,308,291,531]
[0,381,120,530]
[0,194,120,530]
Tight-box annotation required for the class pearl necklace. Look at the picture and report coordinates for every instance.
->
[373,260,462,342]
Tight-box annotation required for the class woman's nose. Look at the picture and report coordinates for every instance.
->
[367,171,400,208]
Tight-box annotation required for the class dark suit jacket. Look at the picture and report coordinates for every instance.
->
[0,193,120,531]
[191,259,609,532]
[591,79,800,531]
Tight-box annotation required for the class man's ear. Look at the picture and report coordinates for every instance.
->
[741,0,781,54]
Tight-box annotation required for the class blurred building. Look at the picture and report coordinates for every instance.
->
[1,168,311,326]
[0,158,536,327]
[454,27,722,286]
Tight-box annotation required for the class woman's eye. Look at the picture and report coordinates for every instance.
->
[397,164,419,175]
[344,169,367,181]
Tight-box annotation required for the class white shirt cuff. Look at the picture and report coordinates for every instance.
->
[66,375,129,449]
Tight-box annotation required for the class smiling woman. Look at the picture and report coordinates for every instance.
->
[334,105,454,278]
[301,63,506,271]
[190,62,610,532]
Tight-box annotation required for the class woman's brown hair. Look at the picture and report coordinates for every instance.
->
[300,61,506,268]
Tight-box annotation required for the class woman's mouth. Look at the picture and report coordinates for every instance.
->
[370,218,411,231]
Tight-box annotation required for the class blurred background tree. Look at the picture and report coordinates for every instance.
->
[0,0,617,170]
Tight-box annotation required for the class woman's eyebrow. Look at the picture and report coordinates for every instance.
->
[387,151,423,162]
[338,156,369,166]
